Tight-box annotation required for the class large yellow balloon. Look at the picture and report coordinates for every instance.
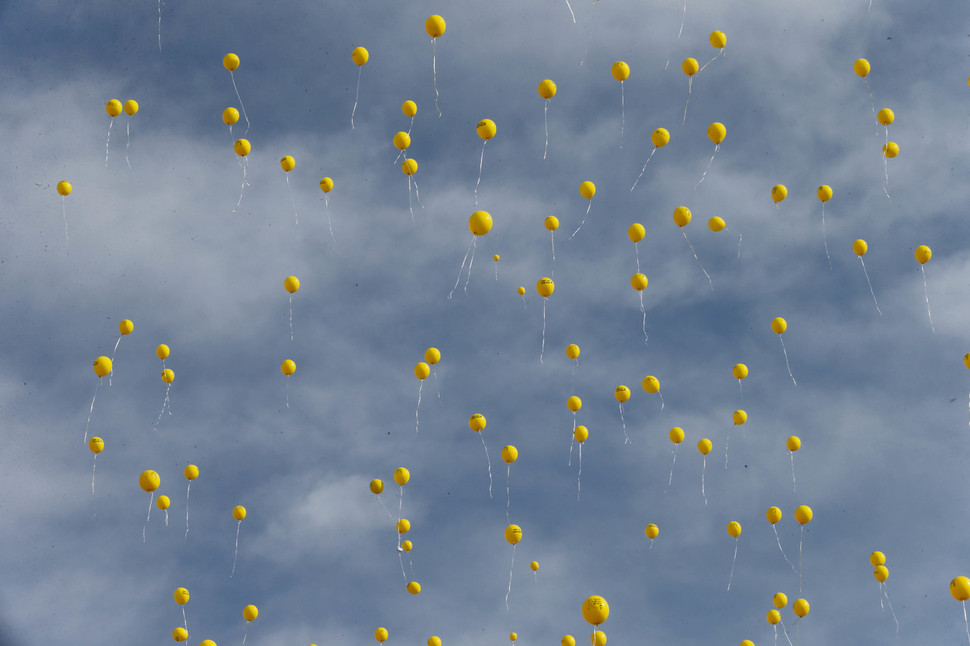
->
[504,524,523,545]
[124,100,139,116]
[874,565,889,582]
[509,633,517,642]
[630,273,648,291]
[579,181,596,200]
[393,131,411,151]
[644,524,659,539]
[174,587,190,605]
[414,362,430,380]
[93,356,113,377]
[793,599,810,617]
[581,596,609,625]
[243,605,258,622]
[766,610,781,625]
[106,99,123,117]
[424,347,441,364]
[726,521,742,538]
[501,445,518,463]
[574,426,589,442]
[697,438,712,455]
[817,185,833,202]
[156,344,170,360]
[883,142,899,158]
[771,317,787,334]
[88,436,104,454]
[869,551,886,566]
[425,15,446,38]
[771,184,788,203]
[393,467,410,486]
[530,561,540,571]
[773,592,788,608]
[469,413,487,431]
[476,119,497,140]
[370,479,384,494]
[284,276,301,293]
[352,47,369,66]
[319,177,334,193]
[951,576,970,601]
[673,206,691,228]
[915,245,932,264]
[57,180,72,196]
[222,107,240,125]
[628,223,645,243]
[566,344,581,359]
[229,506,247,522]
[732,363,748,380]
[281,359,296,376]
[710,30,727,48]
[786,436,801,451]
[429,637,442,646]
[669,427,684,444]
[739,641,754,646]
[119,319,134,335]
[469,211,493,236]
[642,376,660,393]
[567,396,582,412]
[708,217,726,232]
[538,79,557,99]
[139,470,160,493]
[732,410,747,425]
[707,122,726,144]
[402,540,412,551]
[401,158,418,176]
[611,61,630,81]
[536,277,555,298]
[794,505,813,525]
[161,368,175,384]
[397,518,411,534]
[853,58,870,77]
[853,239,868,256]
[682,58,699,76]
[234,139,251,157]
[280,156,296,172]
[402,100,418,117]
[562,636,576,646]
[614,385,631,402]
[184,464,199,481]
[375,627,389,643]
[223,53,240,71]
[877,108,894,125]
[766,506,782,524]
[172,627,188,642]
[651,128,670,148]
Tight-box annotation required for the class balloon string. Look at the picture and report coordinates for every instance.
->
[432,38,441,118]
[164,509,169,526]
[738,379,743,401]
[376,492,393,521]
[230,71,250,135]
[407,167,416,224]
[681,229,713,290]
[109,335,122,386]
[963,600,969,646]
[695,145,718,187]
[543,100,550,160]
[920,265,935,333]
[505,544,516,611]
[568,428,575,466]
[798,525,804,591]
[463,237,477,294]
[449,241,474,300]
[638,292,648,345]
[185,482,191,539]
[677,0,687,38]
[230,521,241,578]
[350,67,362,131]
[820,204,831,269]
[550,231,556,276]
[91,455,98,495]
[125,120,132,169]
[726,538,739,591]
[630,147,657,191]
[284,375,290,409]
[772,524,797,572]
[865,78,877,136]
[289,295,294,342]
[407,116,414,136]
[243,624,249,645]
[666,447,677,490]
[859,259,882,313]
[724,430,730,469]
[880,582,900,637]
[540,299,547,364]
[619,82,625,149]
[773,624,778,646]
[682,77,693,126]
[474,140,487,206]
[286,175,299,225]
[634,242,640,274]
[105,119,113,167]
[182,606,188,632]
[700,456,708,505]
[658,389,665,411]
[495,262,498,282]
[789,452,797,492]
[780,337,797,388]
[506,465,511,523]
[324,195,334,238]
[155,383,172,429]
[479,432,493,499]
[234,158,249,213]
[618,403,631,444]
[432,367,441,401]
[144,492,154,543]
[61,197,70,247]
[697,49,722,73]
[883,156,891,202]
[415,381,423,433]
[157,0,162,52]
[576,442,582,501]
[781,621,795,646]
[737,232,743,260]
[398,551,408,583]
[569,200,593,240]
[564,0,576,23]
[84,379,102,444]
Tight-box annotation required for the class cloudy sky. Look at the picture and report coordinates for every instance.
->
[2,1,970,644]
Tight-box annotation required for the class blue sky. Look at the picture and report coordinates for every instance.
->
[2,1,970,645]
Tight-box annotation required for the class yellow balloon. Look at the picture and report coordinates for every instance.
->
[590,631,606,646]
[414,362,430,380]
[536,277,555,298]
[232,505,247,521]
[739,642,753,646]
[56,180,72,196]
[710,30,727,48]
[401,158,419,176]
[766,610,781,625]
[517,286,526,295]
[786,436,801,452]
[402,100,418,118]
[642,376,660,393]
[963,353,970,369]
[610,61,630,81]
[530,561,540,571]
[423,347,441,364]
[397,518,411,534]
[222,107,240,125]
[732,363,748,380]
[951,576,970,601]
[223,53,240,71]
[630,273,648,291]
[727,521,742,537]
[234,139,251,157]
[172,627,188,642]
[877,107,894,125]
[566,344,581,359]
[771,184,788,203]
[883,142,899,158]
[579,181,596,199]
[393,132,411,151]
[402,540,413,551]
[538,79,558,99]
[476,119,497,140]
[874,565,889,582]
[425,15,446,38]
[375,627,388,643]
[581,595,610,625]
[156,494,170,510]
[469,413,487,432]
[106,99,123,117]
[707,122,726,144]
[501,445,519,463]
[407,581,421,594]
[644,523,659,539]
[504,524,523,545]
[614,385,631,403]
[869,551,886,567]
[200,640,216,646]
[174,587,190,605]
[319,177,334,193]
[794,505,813,525]
[562,637,576,646]
[773,592,788,608]
[139,470,160,493]
[545,215,560,231]
[509,634,517,642]
[88,436,104,454]
[732,410,747,425]
[669,427,684,444]
[370,479,384,494]
[817,185,833,202]
[567,396,583,412]
[124,99,139,116]
[673,206,691,228]
[280,156,296,172]
[283,276,301,294]
[429,637,442,646]
[698,438,712,455]
[915,245,932,264]
[628,223,645,243]
[651,128,670,148]
[766,506,782,524]
[853,58,870,77]
[281,359,296,376]
[574,425,589,442]
[394,467,410,486]
[793,599,810,618]
[118,319,134,335]
[708,216,726,232]
[93,356,113,377]
[853,239,868,256]
[156,344,170,360]
[352,46,369,66]
[184,464,199,481]
[242,605,258,622]
[469,211,493,236]
[771,317,787,334]
[161,368,175,384]
[682,58,699,76]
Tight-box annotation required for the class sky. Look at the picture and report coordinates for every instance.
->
[2,0,970,645]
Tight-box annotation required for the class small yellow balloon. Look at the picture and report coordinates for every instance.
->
[766,506,782,524]
[545,215,560,231]
[280,155,296,172]
[424,347,441,364]
[853,58,870,77]
[319,177,334,193]
[628,223,645,243]
[574,425,589,442]
[352,47,369,66]
[536,277,555,298]
[771,317,787,334]
[172,627,188,642]
[232,505,247,521]
[630,273,648,291]
[915,245,932,264]
[118,319,134,335]
[370,479,384,494]
[732,363,748,380]
[698,438,712,455]
[517,286,526,296]
[707,122,726,144]
[123,99,139,116]
[281,360,296,376]
[766,610,781,625]
[567,396,583,412]
[469,211,493,236]
[501,445,518,463]
[708,216,726,232]
[644,523,659,539]
[610,61,630,81]
[673,206,691,228]
[402,100,417,117]
[874,565,889,582]
[642,376,660,393]
[614,385,631,402]
[375,627,388,643]
[869,551,886,567]
[504,524,522,545]
[566,344,581,359]
[530,561,540,571]
[669,427,684,444]
[732,410,747,425]
[469,413,487,431]
[174,587,190,605]
[817,185,833,202]
[393,467,410,486]
[877,108,894,125]
[393,131,411,151]
[581,595,610,626]
[199,640,216,646]
[509,634,517,642]
[139,470,160,493]
[726,521,742,538]
[407,581,421,594]
[786,436,801,452]
[234,139,251,157]
[222,107,240,125]
[590,631,606,646]
[771,184,788,203]
[793,599,810,618]
[57,180,72,196]
[476,118,497,140]
[651,128,670,148]
[402,540,413,551]
[794,505,813,525]
[853,239,868,256]
[93,356,113,377]
[951,576,970,601]
[284,276,301,294]
[397,518,411,534]
[773,592,788,608]
[156,344,170,360]
[538,79,558,99]
[414,362,430,380]
[223,53,240,71]
[709,30,727,48]
[883,142,899,158]
[401,158,419,176]
[579,181,596,200]
[425,15,446,38]
[184,464,199,481]
[106,99,123,117]
[161,368,175,384]
[155,494,170,510]
[88,436,104,454]
[682,58,699,76]
[429,637,442,646]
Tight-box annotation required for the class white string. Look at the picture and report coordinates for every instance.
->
[449,237,475,299]
[789,451,797,492]
[619,82,626,148]
[638,292,648,344]
[479,432,493,499]
[962,600,969,646]
[143,492,154,543]
[157,0,162,52]
[681,229,713,290]
[155,383,173,429]
[289,295,294,341]
[506,465,511,523]
[569,200,593,239]
[630,147,657,191]
[432,38,441,118]
[798,525,804,591]
[83,380,102,444]
[61,197,70,246]
[618,403,631,444]
[677,0,687,38]
[865,78,877,136]
[415,381,423,433]
[350,67,362,130]
[230,521,241,578]
[772,524,797,572]
[182,606,187,632]
[780,337,797,387]
[858,258,882,313]
[286,175,299,225]
[820,204,831,269]
[505,544,516,610]
[879,582,900,637]
[233,158,249,213]
[576,442,583,500]
[700,456,708,505]
[91,455,98,494]
[658,389,666,410]
[462,237,478,294]
[543,100,550,160]
[539,299,547,364]
[682,77,693,126]
[726,538,739,591]
[697,49,723,73]
[666,447,677,490]
[185,482,191,538]
[125,120,132,169]
[920,265,935,333]
[695,145,718,187]
[550,231,556,275]
[724,431,730,469]
[634,242,640,273]
[230,71,250,135]
[323,195,334,238]
[474,140,487,206]
[104,120,113,167]
[564,0,576,22]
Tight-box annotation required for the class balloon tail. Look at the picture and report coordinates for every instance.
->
[576,442,582,501]
[289,295,294,341]
[700,457,708,505]
[568,435,574,467]
[185,482,191,539]
[666,447,678,490]
[350,67,362,131]
[543,100,550,160]
[234,158,249,213]
[144,492,154,543]
[569,200,593,240]
[781,621,795,646]
[724,430,730,469]
[164,509,169,526]
[550,231,556,275]
[505,544,516,611]
[242,625,249,645]
[631,147,658,191]
[230,71,250,135]
[463,237,478,294]
[865,78,877,136]
[506,465,511,524]
[695,145,718,187]
[157,0,162,51]
[284,375,290,409]
[677,0,687,38]
[479,432,493,499]
[407,174,415,224]
[182,606,187,631]
[91,455,97,495]
[539,299,547,364]
[618,403,631,444]
[619,82,625,149]
[398,551,408,583]
[634,242,641,273]
[798,525,804,591]
[61,197,70,247]
[412,176,424,210]
[407,116,414,136]
[682,77,693,126]
[449,237,475,299]
[772,524,797,571]
[125,120,132,169]
[920,265,935,333]
[790,451,797,492]
[433,367,441,401]
[324,195,334,238]
[780,337,797,387]
[737,232,743,260]
[109,335,122,386]
[155,383,173,429]
[376,492,394,521]
[820,204,832,269]
[415,381,423,433]
[286,175,299,225]
[659,389,665,411]
[737,379,743,401]
[494,262,499,282]
[963,600,969,646]
[105,119,113,167]
[698,49,722,73]
[880,582,900,637]
[564,0,576,22]
[230,521,241,578]
[726,538,739,591]
[474,140,487,206]
[681,229,713,290]
[883,157,892,202]
[432,38,441,118]
[84,379,102,444]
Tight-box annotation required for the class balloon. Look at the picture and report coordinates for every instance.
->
[375,628,388,643]
[425,15,446,38]
[397,518,411,534]
[651,128,670,147]
[682,58,699,76]
[222,107,240,125]
[517,286,526,295]
[710,30,727,48]
[223,53,240,71]
[708,217,726,232]
[673,206,691,227]
[611,61,630,81]
[469,211,493,236]
[56,181,72,196]
[581,595,609,625]
[402,100,418,117]
[280,360,296,376]
[566,344,581,359]
[504,524,522,545]
[786,436,801,451]
[283,276,301,294]
[370,479,384,494]
[172,627,188,642]
[393,467,410,486]
[590,631,606,646]
[877,108,894,125]
[232,505,247,521]
[726,521,742,537]
[156,344,170,360]
[567,396,582,412]
[574,426,589,442]
[88,436,104,454]
[139,470,160,492]
[766,610,781,625]
[869,551,886,566]
[817,185,833,202]
[402,540,413,551]
[644,524,659,539]
[707,122,726,144]
[642,376,660,393]
[951,576,970,601]
[407,581,421,594]
[739,642,753,646]
[106,99,123,117]
[469,413,487,431]
[771,317,787,334]
[853,239,868,256]
[883,142,899,158]
[536,277,555,298]
[614,385,631,402]
[732,410,747,425]
[476,119,497,140]
[493,254,501,262]
[794,505,813,525]
[414,362,430,380]
[793,599,810,617]
[429,637,442,646]
[509,634,517,642]
[234,139,251,157]
[199,641,216,646]
[698,438,712,455]
[352,47,369,66]
[669,427,684,444]
[124,100,139,116]
[562,637,576,646]
[93,356,113,377]
[545,215,560,231]
[771,184,788,203]
[630,273,648,291]
[184,465,199,481]
[579,181,596,199]
[118,319,134,335]
[628,223,645,243]
[174,587,190,605]
[732,363,748,379]
[854,58,870,77]
[874,565,889,582]
[915,245,932,264]
[319,177,334,193]
[401,159,418,176]
[393,131,411,150]
[424,347,441,364]
[501,445,519,463]
[156,495,171,510]
[280,155,296,172]
[530,561,540,571]
[766,506,782,524]
[161,368,175,384]
[538,79,558,99]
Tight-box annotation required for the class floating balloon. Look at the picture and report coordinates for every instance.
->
[630,274,649,343]
[793,599,810,618]
[156,494,171,525]
[509,633,517,642]
[883,141,898,158]
[681,58,699,124]
[697,122,726,185]
[375,627,388,643]
[813,183,835,266]
[414,361,431,432]
[223,53,250,135]
[733,410,747,425]
[407,581,421,595]
[851,239,882,314]
[877,107,894,126]
[172,627,188,642]
[874,565,889,582]
[501,445,518,522]
[139,469,160,542]
[771,317,797,387]
[771,184,788,204]
[468,414,493,497]
[645,523,659,541]
[349,47,370,129]
[119,99,139,168]
[370,479,385,494]
[396,518,411,534]
[582,596,609,626]
[424,16,446,115]
[230,505,247,578]
[570,181,597,239]
[698,438,712,504]
[590,631,606,646]
[182,464,199,538]
[538,79,557,158]
[394,467,410,486]
[673,207,712,289]
[631,128,669,191]
[566,344,580,360]
[536,278,555,363]
[642,375,664,410]
[562,636,576,646]
[103,99,123,166]
[726,521,743,590]
[280,359,296,407]
[767,506,795,570]
[614,385,633,443]
[88,436,104,496]
[611,62,630,146]
[915,246,935,332]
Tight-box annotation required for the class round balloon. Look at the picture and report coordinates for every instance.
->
[610,61,630,81]
[883,142,899,158]
[732,410,747,425]
[281,360,296,376]
[771,184,788,203]
[280,155,296,172]
[402,100,417,117]
[352,47,369,66]
[628,223,645,243]
[590,631,606,646]
[853,239,868,256]
[401,159,418,176]
[501,445,519,463]
[567,396,582,412]
[786,436,801,451]
[161,368,175,384]
[407,581,421,594]
[394,467,410,486]
[817,185,833,202]
[93,356,113,377]
[124,100,139,115]
[530,561,540,571]
[222,107,240,125]
[88,436,104,454]
[469,413,487,431]
[119,319,134,335]
[915,245,932,264]
[375,627,388,643]
[709,30,727,48]
[771,317,787,334]
[581,596,609,625]
[562,637,576,646]
[544,215,560,231]
[56,181,72,196]
[614,385,631,402]
[727,521,742,537]
[234,139,251,157]
[651,128,670,147]
[794,505,813,525]
[425,15,446,38]
[630,273,648,291]
[669,427,684,444]
[766,610,781,625]
[538,79,557,99]
[644,524,659,539]
[424,347,441,364]
[469,211,493,236]
[642,376,660,393]
[243,605,258,622]
[156,495,171,510]
[877,108,895,125]
[682,58,699,76]
[698,438,712,455]
[139,470,160,492]
[708,217,726,232]
[319,177,334,193]
[284,276,301,293]
[476,119,497,140]
[393,131,411,151]
[869,551,886,567]
[184,464,199,480]
[673,206,691,228]
[397,518,411,534]
[172,627,188,642]
[504,524,523,545]
[766,506,782,524]
[174,587,190,605]
[414,362,430,380]
[793,599,810,617]
[951,576,970,601]
[707,122,726,144]
[370,479,384,494]
[536,277,555,297]
[874,565,889,582]
[579,181,596,200]
[566,344,581,359]
[223,53,240,70]
[232,505,247,521]
[106,99,123,117]
[732,363,748,380]
[773,592,788,608]
[574,425,589,442]
[853,58,870,77]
